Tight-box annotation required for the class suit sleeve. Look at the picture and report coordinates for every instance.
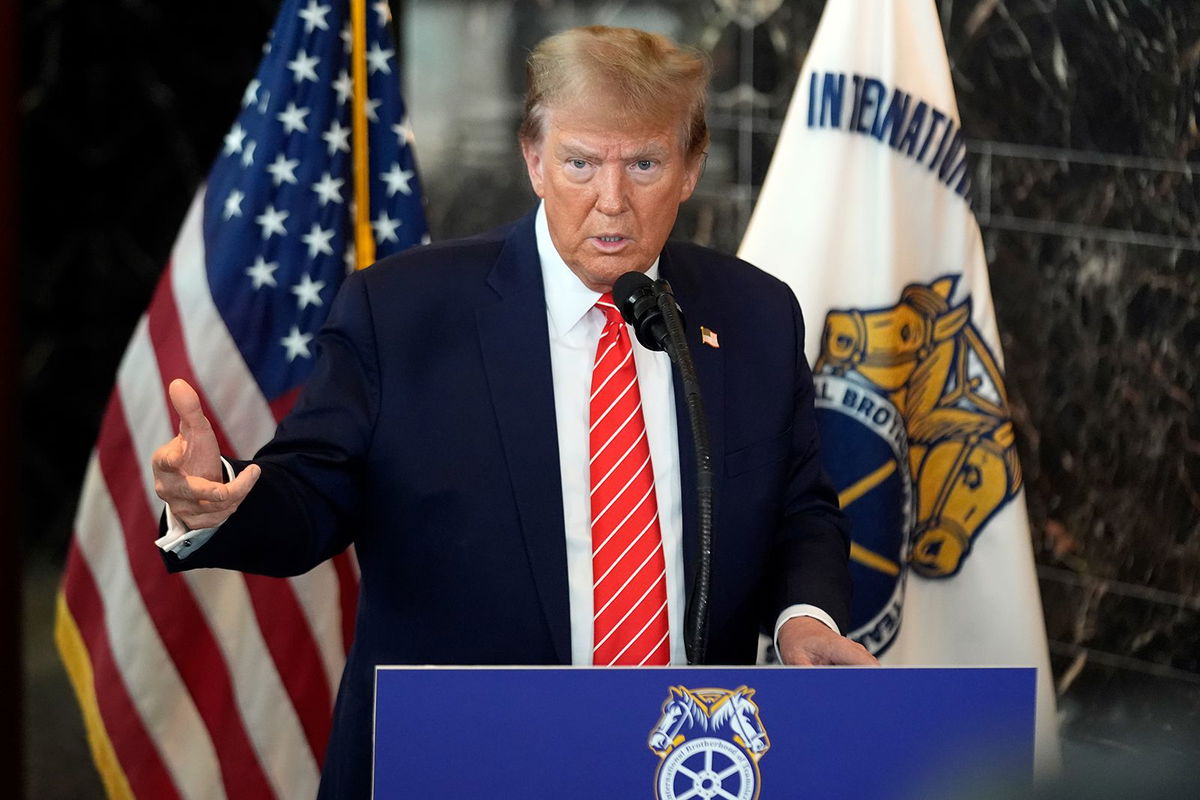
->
[768,293,853,631]
[163,270,380,578]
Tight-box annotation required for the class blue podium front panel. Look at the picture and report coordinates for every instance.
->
[374,666,1034,799]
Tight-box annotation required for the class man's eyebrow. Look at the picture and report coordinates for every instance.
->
[553,140,672,161]
[554,140,602,160]
[627,143,670,160]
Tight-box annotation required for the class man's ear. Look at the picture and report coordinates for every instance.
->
[678,151,704,203]
[521,139,546,199]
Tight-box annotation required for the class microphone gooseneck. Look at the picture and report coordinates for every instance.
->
[612,271,713,666]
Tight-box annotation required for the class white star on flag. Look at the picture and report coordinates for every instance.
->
[241,140,257,167]
[277,102,311,134]
[245,256,280,289]
[366,42,393,75]
[255,204,289,239]
[291,274,327,309]
[373,1,392,25]
[339,23,352,54]
[311,172,344,206]
[298,0,331,33]
[391,118,413,145]
[241,78,260,108]
[287,49,320,83]
[266,153,300,186]
[223,123,247,155]
[301,224,336,259]
[322,120,350,155]
[372,211,401,243]
[223,189,245,220]
[380,164,414,196]
[333,70,352,105]
[281,325,314,361]
[364,97,381,122]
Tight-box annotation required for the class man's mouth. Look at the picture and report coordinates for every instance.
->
[591,234,630,252]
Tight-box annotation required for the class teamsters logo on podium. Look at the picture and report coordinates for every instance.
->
[814,276,1022,655]
[648,686,770,800]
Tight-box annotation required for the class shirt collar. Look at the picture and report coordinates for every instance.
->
[535,201,659,338]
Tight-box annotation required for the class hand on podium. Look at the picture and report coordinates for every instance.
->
[152,378,260,530]
[778,616,879,666]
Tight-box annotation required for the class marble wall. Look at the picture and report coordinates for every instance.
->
[948,0,1200,764]
[18,0,1200,794]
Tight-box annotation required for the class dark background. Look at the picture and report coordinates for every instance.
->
[15,0,1200,797]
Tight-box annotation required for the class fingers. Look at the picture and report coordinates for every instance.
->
[153,436,185,475]
[180,465,261,504]
[784,650,815,667]
[828,637,880,667]
[169,378,209,435]
[777,615,880,667]
[225,463,262,501]
[158,464,262,530]
[164,378,224,482]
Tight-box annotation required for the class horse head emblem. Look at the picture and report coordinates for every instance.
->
[648,686,701,756]
[648,686,770,760]
[648,686,770,800]
[816,276,1022,579]
[713,687,769,756]
[818,277,970,392]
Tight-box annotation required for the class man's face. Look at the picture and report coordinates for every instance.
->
[521,102,703,292]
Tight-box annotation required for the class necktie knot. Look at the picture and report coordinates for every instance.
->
[595,293,624,327]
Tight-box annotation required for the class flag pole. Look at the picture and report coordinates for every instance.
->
[350,0,375,270]
[55,593,135,799]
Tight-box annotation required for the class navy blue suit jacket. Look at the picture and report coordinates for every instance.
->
[165,212,851,798]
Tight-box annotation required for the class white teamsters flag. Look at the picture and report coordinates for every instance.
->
[740,0,1059,770]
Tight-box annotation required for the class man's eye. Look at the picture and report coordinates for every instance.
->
[635,160,655,170]
[568,159,588,169]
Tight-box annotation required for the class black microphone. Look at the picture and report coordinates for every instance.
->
[611,270,713,667]
[612,271,673,353]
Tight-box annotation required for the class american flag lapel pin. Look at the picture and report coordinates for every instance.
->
[700,326,720,349]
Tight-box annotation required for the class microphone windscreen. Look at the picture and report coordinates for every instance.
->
[613,271,656,326]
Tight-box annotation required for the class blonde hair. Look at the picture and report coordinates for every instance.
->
[518,26,711,158]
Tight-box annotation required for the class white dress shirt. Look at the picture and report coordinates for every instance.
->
[533,204,837,664]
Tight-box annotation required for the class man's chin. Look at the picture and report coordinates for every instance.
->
[570,257,652,293]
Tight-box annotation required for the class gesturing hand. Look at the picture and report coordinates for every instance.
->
[151,378,261,531]
[777,615,880,666]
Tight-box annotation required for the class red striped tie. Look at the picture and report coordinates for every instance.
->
[590,293,670,666]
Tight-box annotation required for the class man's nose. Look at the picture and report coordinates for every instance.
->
[593,164,629,216]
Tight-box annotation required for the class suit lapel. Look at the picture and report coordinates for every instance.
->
[660,247,725,605]
[475,216,572,664]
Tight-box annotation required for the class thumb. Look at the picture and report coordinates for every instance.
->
[169,379,208,434]
[225,463,263,505]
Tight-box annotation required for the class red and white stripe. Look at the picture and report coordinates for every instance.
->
[589,297,670,667]
[59,191,359,798]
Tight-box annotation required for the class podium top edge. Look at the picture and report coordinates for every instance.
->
[373,664,1040,672]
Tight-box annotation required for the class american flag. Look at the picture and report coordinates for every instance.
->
[55,1,427,797]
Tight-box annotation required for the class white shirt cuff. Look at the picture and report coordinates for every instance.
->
[154,457,234,558]
[773,604,841,661]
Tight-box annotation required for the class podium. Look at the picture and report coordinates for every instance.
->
[374,666,1035,798]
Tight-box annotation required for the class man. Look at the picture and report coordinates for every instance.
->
[153,25,874,798]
